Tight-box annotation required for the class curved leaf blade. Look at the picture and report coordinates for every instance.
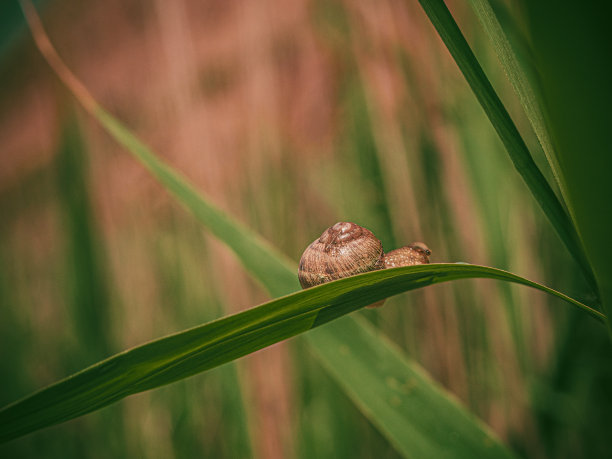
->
[416,0,597,295]
[0,263,603,443]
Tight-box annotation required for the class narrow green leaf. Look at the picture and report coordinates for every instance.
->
[56,119,113,359]
[416,0,597,295]
[94,108,298,299]
[467,0,563,191]
[0,263,602,444]
[306,316,514,458]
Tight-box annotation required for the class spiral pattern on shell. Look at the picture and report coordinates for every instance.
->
[298,222,384,289]
[298,223,432,309]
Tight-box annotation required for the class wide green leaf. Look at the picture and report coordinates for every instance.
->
[307,316,512,458]
[0,262,602,444]
[416,0,597,295]
[517,1,612,336]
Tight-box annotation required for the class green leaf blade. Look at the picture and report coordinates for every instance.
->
[306,316,515,459]
[0,263,602,444]
[466,0,563,191]
[416,0,597,295]
[518,0,612,335]
[94,108,299,298]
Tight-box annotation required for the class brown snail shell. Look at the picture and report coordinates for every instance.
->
[298,222,431,308]
[298,222,384,289]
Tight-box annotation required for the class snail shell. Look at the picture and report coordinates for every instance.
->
[383,242,431,268]
[298,222,431,308]
[298,222,384,289]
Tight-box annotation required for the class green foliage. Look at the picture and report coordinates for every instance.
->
[0,0,46,60]
[308,316,514,458]
[466,0,562,190]
[95,108,299,299]
[2,0,610,457]
[415,0,597,294]
[518,0,612,333]
[55,120,113,361]
[1,261,599,447]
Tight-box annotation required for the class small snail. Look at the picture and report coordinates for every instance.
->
[298,222,430,307]
[383,243,431,268]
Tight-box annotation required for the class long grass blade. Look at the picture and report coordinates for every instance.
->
[415,0,597,295]
[466,0,563,192]
[56,120,113,360]
[0,262,603,444]
[306,315,512,458]
[95,109,299,298]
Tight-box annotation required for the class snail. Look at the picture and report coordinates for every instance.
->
[298,222,430,307]
[383,243,431,268]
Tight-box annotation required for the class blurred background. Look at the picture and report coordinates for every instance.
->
[1,0,611,457]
